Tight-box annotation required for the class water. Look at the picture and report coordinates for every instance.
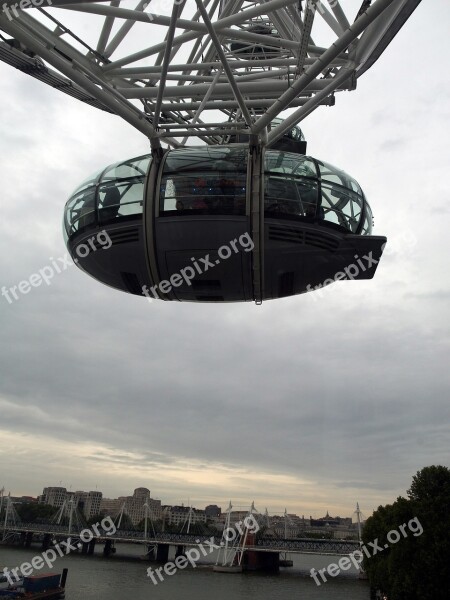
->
[0,544,370,599]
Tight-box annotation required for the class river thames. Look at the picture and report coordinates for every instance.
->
[1,544,370,600]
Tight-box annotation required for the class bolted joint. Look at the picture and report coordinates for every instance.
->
[248,134,263,154]
[150,140,164,159]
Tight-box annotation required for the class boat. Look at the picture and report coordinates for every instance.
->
[279,559,294,567]
[212,565,243,573]
[0,569,67,599]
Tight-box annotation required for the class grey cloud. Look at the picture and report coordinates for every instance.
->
[1,3,449,515]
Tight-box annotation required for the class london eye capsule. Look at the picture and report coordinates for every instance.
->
[63,144,386,303]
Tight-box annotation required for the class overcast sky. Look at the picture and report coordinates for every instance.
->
[0,1,449,519]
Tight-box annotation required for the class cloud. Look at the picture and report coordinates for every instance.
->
[0,1,449,520]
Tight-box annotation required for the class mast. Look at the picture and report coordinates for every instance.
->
[356,502,362,547]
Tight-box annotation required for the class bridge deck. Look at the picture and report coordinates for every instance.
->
[4,525,360,556]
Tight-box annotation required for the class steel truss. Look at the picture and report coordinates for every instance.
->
[0,0,421,149]
[5,524,361,554]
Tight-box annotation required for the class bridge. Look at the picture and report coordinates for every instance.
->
[1,493,364,572]
[2,523,361,557]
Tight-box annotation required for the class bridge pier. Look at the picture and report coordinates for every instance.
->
[156,544,169,562]
[24,532,34,548]
[41,534,52,550]
[81,541,89,555]
[243,550,280,573]
[103,539,116,557]
[239,534,279,572]
[88,539,96,555]
[146,544,157,561]
[175,545,185,558]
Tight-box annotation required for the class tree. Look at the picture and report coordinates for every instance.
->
[16,503,57,523]
[362,466,450,600]
[135,518,163,533]
[408,465,450,503]
[115,513,134,531]
[87,514,107,526]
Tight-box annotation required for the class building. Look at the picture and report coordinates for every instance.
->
[269,513,309,538]
[106,488,163,526]
[72,491,88,514]
[307,512,357,538]
[205,505,221,520]
[38,487,102,521]
[38,487,67,508]
[100,497,122,518]
[83,491,102,520]
[163,505,206,527]
[310,512,352,528]
[218,510,249,526]
[10,496,37,505]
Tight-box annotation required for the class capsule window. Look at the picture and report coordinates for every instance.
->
[98,180,144,224]
[265,177,318,218]
[101,156,151,181]
[160,147,248,216]
[361,202,374,235]
[65,187,96,235]
[265,151,317,178]
[160,173,246,215]
[320,183,363,233]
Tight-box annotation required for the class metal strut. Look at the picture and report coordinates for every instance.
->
[0,0,422,146]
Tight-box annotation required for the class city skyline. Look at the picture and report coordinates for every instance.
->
[2,479,377,520]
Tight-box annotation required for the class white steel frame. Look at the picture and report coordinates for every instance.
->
[0,0,422,149]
